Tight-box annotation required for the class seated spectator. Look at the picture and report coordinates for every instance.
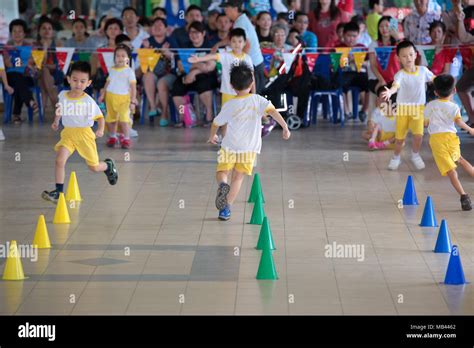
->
[152,7,167,19]
[268,23,293,77]
[367,0,383,41]
[50,7,64,32]
[293,12,318,51]
[210,13,232,49]
[427,21,451,75]
[351,15,372,47]
[139,17,152,34]
[246,0,271,18]
[89,0,136,22]
[35,16,63,112]
[141,17,178,126]
[276,12,290,26]
[154,0,188,29]
[206,9,220,38]
[171,21,218,127]
[87,15,109,49]
[287,0,302,14]
[256,11,273,46]
[336,21,369,121]
[336,22,345,43]
[309,0,350,48]
[2,19,38,124]
[64,18,90,50]
[287,28,300,47]
[122,7,150,50]
[403,0,440,44]
[171,5,204,48]
[99,18,124,49]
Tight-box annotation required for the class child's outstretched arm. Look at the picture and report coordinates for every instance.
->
[381,84,398,101]
[266,108,291,140]
[455,117,474,136]
[188,53,218,64]
[207,122,221,144]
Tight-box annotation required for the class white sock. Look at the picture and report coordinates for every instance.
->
[412,152,421,158]
[392,154,400,160]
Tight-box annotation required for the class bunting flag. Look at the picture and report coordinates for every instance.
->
[132,52,138,68]
[446,47,459,64]
[417,45,434,67]
[31,50,46,69]
[335,47,351,68]
[137,48,154,73]
[423,48,436,68]
[176,49,196,74]
[281,53,296,74]
[352,52,367,72]
[329,52,342,71]
[97,48,114,75]
[459,45,472,69]
[305,53,319,72]
[77,52,92,62]
[374,47,392,71]
[55,47,75,74]
[7,46,32,73]
[261,48,275,75]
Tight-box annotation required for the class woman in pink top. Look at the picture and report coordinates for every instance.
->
[308,0,350,48]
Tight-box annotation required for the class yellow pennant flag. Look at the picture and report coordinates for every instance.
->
[137,48,154,73]
[32,50,46,69]
[352,52,367,72]
[147,52,161,72]
[335,47,351,68]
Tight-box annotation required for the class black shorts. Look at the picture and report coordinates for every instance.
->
[341,71,368,92]
[171,72,218,96]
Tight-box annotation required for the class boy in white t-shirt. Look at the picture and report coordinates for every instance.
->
[42,62,118,204]
[208,63,291,220]
[188,28,255,105]
[382,40,434,171]
[424,74,474,211]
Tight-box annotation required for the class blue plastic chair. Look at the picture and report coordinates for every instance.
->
[2,85,44,124]
[305,54,345,127]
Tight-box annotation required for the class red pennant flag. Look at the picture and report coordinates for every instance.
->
[55,51,67,72]
[305,53,319,72]
[459,45,472,70]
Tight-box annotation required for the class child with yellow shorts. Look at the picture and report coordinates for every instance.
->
[99,44,137,149]
[42,61,118,204]
[425,74,474,211]
[207,63,290,221]
[381,40,434,171]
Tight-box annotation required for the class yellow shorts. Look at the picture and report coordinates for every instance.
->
[222,93,235,105]
[429,133,460,176]
[54,128,99,166]
[395,104,424,140]
[379,130,396,149]
[105,92,131,124]
[216,149,256,176]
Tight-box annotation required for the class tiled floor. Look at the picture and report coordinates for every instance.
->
[0,119,473,315]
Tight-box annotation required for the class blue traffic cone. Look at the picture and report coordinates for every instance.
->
[419,196,438,227]
[434,219,452,253]
[444,245,466,285]
[402,175,419,205]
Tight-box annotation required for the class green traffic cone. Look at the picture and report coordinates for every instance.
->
[249,198,265,225]
[256,217,275,250]
[256,248,279,280]
[248,173,265,203]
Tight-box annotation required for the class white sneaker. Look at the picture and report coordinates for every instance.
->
[0,129,5,141]
[129,128,138,137]
[388,156,401,170]
[411,153,425,170]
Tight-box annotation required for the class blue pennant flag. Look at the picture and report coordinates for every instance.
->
[177,49,197,74]
[375,47,392,71]
[7,46,32,73]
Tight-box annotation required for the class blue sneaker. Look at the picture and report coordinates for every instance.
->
[215,182,230,210]
[218,205,231,221]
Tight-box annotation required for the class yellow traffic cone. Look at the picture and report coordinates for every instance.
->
[53,193,71,224]
[33,215,51,249]
[65,171,82,202]
[2,241,26,280]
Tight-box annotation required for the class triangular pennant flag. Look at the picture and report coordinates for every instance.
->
[329,52,342,71]
[32,50,46,69]
[375,47,392,71]
[137,48,154,73]
[132,52,138,68]
[459,45,472,70]
[147,52,161,72]
[281,52,296,74]
[77,52,91,62]
[423,48,436,68]
[446,47,458,63]
[56,47,75,74]
[97,48,114,75]
[352,51,367,72]
[176,49,197,74]
[305,53,319,72]
[335,47,351,68]
[261,48,275,75]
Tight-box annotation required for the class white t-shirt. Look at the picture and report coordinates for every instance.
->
[218,51,254,96]
[213,94,275,154]
[57,91,103,128]
[424,99,461,134]
[124,26,150,50]
[372,107,396,132]
[106,66,137,95]
[393,66,434,105]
